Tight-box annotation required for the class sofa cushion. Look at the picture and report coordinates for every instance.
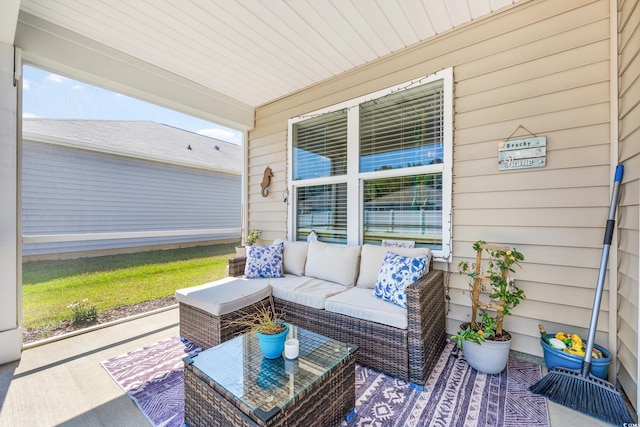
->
[373,252,429,308]
[175,277,272,316]
[245,242,284,278]
[356,244,432,289]
[304,240,361,286]
[273,239,308,276]
[269,275,347,309]
[325,287,407,329]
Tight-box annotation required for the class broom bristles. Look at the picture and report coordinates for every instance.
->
[530,367,634,425]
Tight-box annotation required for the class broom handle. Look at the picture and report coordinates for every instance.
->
[582,164,623,377]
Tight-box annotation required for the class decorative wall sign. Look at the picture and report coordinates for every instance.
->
[498,136,546,170]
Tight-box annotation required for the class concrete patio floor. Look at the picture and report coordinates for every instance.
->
[0,306,624,426]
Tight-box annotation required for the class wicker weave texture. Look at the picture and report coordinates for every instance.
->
[407,269,447,385]
[180,257,446,386]
[179,299,269,349]
[184,350,356,427]
[276,269,445,385]
[278,298,410,380]
[229,257,247,277]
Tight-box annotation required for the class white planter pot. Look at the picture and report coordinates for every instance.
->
[235,246,246,258]
[462,338,512,374]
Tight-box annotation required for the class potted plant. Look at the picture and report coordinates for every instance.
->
[235,229,262,258]
[451,240,525,374]
[232,292,288,359]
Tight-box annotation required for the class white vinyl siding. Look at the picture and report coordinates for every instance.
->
[248,3,640,408]
[22,140,241,256]
[616,0,640,408]
[447,0,614,361]
[251,0,615,360]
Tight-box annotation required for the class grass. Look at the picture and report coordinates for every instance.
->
[22,243,237,328]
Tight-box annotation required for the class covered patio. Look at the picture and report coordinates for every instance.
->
[0,307,612,426]
[0,0,639,425]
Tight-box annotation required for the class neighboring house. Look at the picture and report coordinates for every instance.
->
[21,119,242,258]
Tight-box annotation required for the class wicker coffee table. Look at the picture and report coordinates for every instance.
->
[183,325,358,427]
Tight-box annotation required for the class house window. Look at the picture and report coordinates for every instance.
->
[363,174,442,246]
[288,69,452,259]
[359,81,444,173]
[295,183,347,244]
[292,109,348,180]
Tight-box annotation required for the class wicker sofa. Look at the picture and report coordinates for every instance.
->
[176,240,446,387]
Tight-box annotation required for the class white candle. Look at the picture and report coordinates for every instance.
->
[284,339,299,359]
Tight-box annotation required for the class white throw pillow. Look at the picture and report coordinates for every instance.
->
[273,239,308,276]
[304,240,361,286]
[244,242,284,278]
[372,252,429,308]
[356,244,432,288]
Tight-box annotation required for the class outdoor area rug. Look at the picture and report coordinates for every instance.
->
[342,341,549,427]
[101,338,549,427]
[101,336,201,427]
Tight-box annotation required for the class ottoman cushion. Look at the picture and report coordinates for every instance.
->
[176,277,271,316]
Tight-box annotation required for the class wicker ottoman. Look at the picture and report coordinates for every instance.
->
[184,325,358,427]
[176,276,272,349]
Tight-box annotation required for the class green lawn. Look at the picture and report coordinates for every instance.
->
[22,243,237,328]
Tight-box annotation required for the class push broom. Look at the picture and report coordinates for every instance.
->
[529,164,634,424]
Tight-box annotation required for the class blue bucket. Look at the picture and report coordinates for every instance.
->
[540,334,611,379]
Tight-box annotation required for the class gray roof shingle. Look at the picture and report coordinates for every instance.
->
[23,119,242,174]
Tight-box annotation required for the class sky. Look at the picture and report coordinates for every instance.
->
[21,65,244,145]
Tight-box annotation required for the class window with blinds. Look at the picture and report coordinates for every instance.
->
[363,174,442,247]
[288,69,452,257]
[296,183,347,244]
[360,80,444,173]
[292,110,348,180]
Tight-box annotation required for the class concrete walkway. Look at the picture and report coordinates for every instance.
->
[0,308,178,427]
[0,306,621,426]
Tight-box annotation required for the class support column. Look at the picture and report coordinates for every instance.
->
[0,41,21,364]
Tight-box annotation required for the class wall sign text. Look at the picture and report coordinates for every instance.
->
[498,136,546,170]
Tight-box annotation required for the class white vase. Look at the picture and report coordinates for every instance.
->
[235,246,246,258]
[462,338,511,374]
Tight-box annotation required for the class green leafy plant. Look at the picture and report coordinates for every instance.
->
[452,240,525,347]
[451,312,496,347]
[68,299,98,324]
[244,229,262,246]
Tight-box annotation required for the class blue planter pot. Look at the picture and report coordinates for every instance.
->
[256,323,289,359]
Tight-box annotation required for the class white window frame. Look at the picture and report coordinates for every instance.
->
[287,68,453,260]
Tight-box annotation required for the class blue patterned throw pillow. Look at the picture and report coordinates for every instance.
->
[245,242,284,279]
[373,252,428,308]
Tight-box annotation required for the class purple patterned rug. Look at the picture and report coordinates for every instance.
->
[101,336,201,427]
[343,342,549,427]
[102,338,548,427]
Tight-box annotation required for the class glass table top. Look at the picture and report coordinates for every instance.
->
[184,325,355,422]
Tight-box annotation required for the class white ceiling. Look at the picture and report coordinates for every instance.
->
[18,0,523,109]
